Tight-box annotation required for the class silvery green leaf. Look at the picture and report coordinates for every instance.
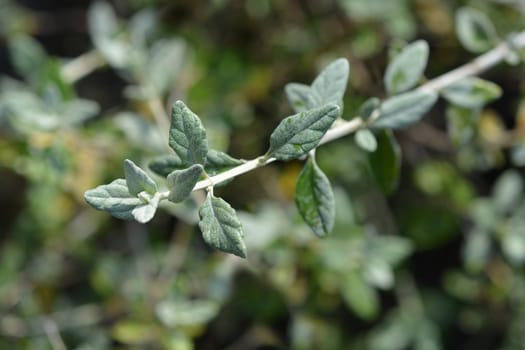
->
[373,90,437,129]
[124,159,157,196]
[446,105,479,146]
[341,271,379,320]
[369,131,401,195]
[295,157,335,237]
[359,97,380,121]
[87,1,129,67]
[311,58,350,110]
[463,228,491,272]
[167,164,203,203]
[267,104,340,161]
[205,149,244,175]
[88,1,119,42]
[114,112,165,152]
[198,193,246,258]
[384,40,429,94]
[502,226,525,265]
[147,39,187,95]
[7,34,47,81]
[169,101,208,166]
[363,258,394,290]
[285,83,317,113]
[492,170,522,214]
[84,179,142,220]
[156,300,219,327]
[132,192,161,223]
[355,129,378,152]
[441,77,501,108]
[456,7,497,53]
[148,154,185,177]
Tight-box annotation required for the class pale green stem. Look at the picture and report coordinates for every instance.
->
[158,29,525,196]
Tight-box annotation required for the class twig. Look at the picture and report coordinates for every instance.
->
[60,50,106,84]
[158,30,525,195]
[42,318,67,350]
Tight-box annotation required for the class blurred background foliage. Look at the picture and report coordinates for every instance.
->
[1,0,525,349]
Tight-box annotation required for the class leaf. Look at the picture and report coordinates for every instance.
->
[441,77,501,108]
[285,83,317,113]
[198,193,246,258]
[354,129,378,152]
[132,193,161,223]
[156,300,219,327]
[169,101,208,166]
[7,34,47,82]
[369,131,401,195]
[124,159,157,196]
[373,90,437,129]
[341,272,379,320]
[384,40,429,94]
[446,105,480,146]
[149,150,243,178]
[148,154,185,177]
[267,104,340,161]
[492,170,523,214]
[147,39,187,95]
[88,1,119,42]
[84,179,143,220]
[310,58,350,110]
[359,97,380,121]
[295,157,335,237]
[205,149,244,175]
[166,164,203,203]
[463,228,491,272]
[456,7,497,53]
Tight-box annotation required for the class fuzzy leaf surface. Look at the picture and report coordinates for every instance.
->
[198,194,246,258]
[84,179,143,220]
[441,77,501,108]
[148,154,186,177]
[311,58,350,110]
[456,7,497,53]
[132,193,161,223]
[124,159,157,196]
[285,83,317,113]
[384,40,429,94]
[268,104,340,161]
[359,97,380,121]
[169,100,208,166]
[167,164,203,203]
[355,129,378,152]
[373,90,437,129]
[295,157,335,237]
[205,149,244,175]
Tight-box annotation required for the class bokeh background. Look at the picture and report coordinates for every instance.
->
[1,0,525,349]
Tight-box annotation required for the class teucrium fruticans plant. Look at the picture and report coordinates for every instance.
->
[85,8,525,258]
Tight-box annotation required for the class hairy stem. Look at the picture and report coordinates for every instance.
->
[162,29,525,195]
[61,50,106,83]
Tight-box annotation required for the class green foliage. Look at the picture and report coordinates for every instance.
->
[295,156,335,237]
[267,104,340,161]
[442,77,502,108]
[373,90,438,129]
[167,164,203,203]
[169,101,209,166]
[198,193,246,258]
[384,40,429,94]
[3,1,525,348]
[456,7,498,53]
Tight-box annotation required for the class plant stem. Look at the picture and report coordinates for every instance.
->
[61,50,106,83]
[161,29,525,196]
